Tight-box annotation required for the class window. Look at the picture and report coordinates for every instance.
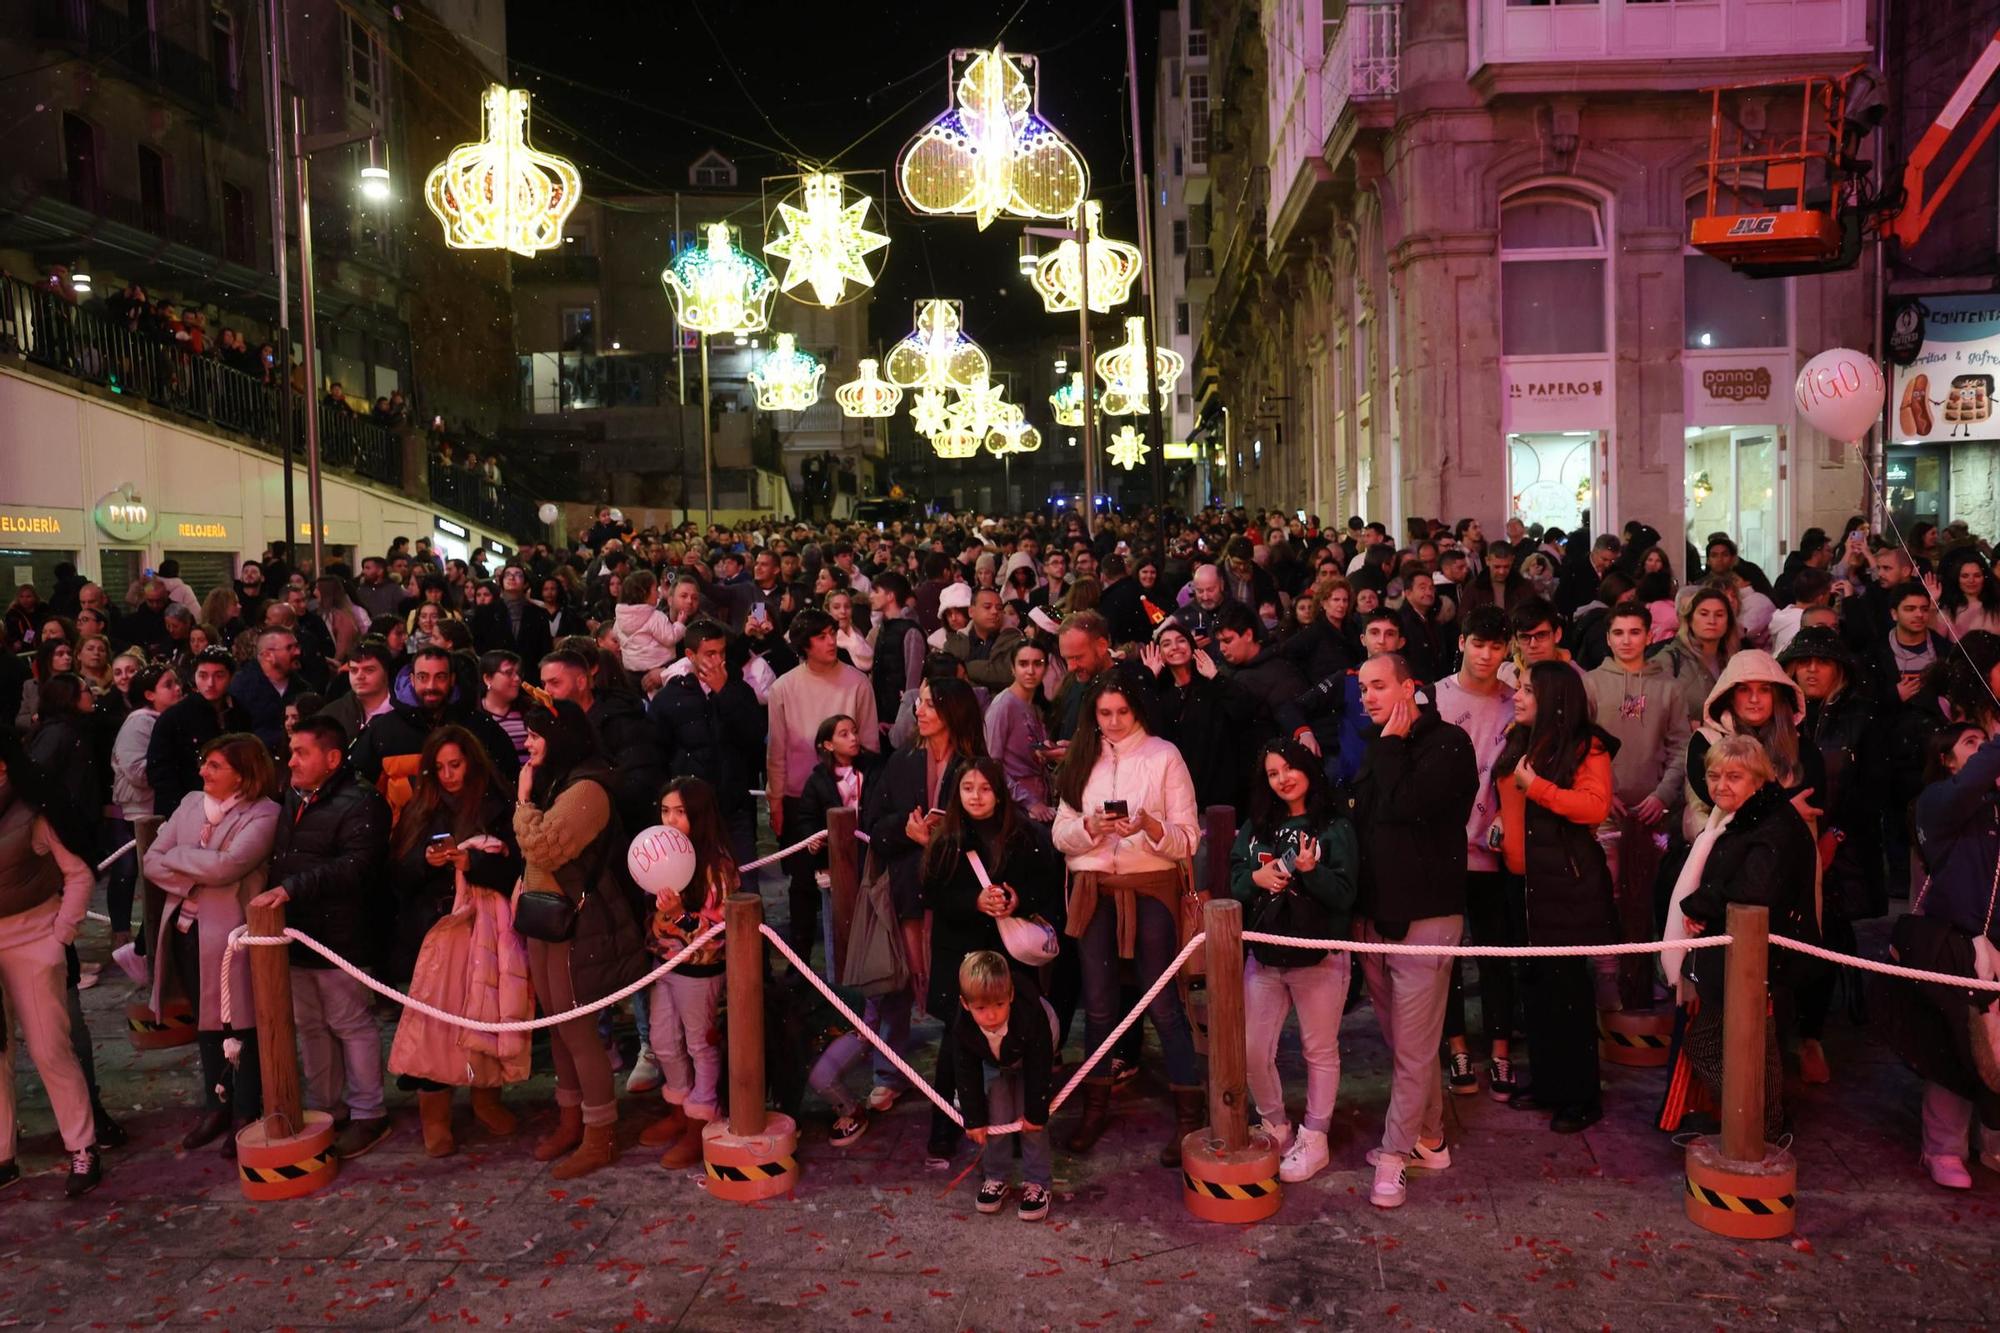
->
[1187,74,1210,168]
[62,114,99,210]
[1173,143,1183,177]
[137,146,168,230]
[210,9,239,106]
[1499,188,1608,356]
[221,182,253,264]
[1172,219,1188,255]
[689,150,737,189]
[1175,300,1190,336]
[1187,28,1208,58]
[560,306,595,352]
[1682,194,1785,349]
[346,13,382,115]
[564,220,596,254]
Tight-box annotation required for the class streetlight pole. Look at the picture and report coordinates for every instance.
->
[1077,203,1096,524]
[700,332,715,531]
[262,0,294,555]
[1124,0,1169,554]
[291,94,326,578]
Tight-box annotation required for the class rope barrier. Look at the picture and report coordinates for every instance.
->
[95,839,136,873]
[738,830,827,874]
[1238,932,1736,958]
[1770,933,2000,993]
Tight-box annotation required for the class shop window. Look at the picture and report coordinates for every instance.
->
[1683,194,1785,348]
[1500,187,1608,356]
[99,550,144,603]
[1684,426,1782,577]
[1507,432,1596,533]
[166,551,237,601]
[0,550,81,608]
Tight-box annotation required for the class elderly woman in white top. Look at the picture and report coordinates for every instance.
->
[1051,674,1201,1166]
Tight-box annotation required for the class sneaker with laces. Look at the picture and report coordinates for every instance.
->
[1487,1056,1519,1103]
[975,1178,1009,1213]
[334,1116,393,1160]
[1369,1153,1406,1209]
[1923,1153,1974,1190]
[829,1111,868,1147]
[1017,1183,1050,1222]
[1367,1138,1451,1171]
[1279,1127,1330,1183]
[865,1085,901,1113]
[64,1147,101,1199]
[624,1049,663,1096]
[1446,1050,1478,1096]
[1256,1118,1293,1153]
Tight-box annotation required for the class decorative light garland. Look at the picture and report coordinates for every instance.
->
[1049,372,1089,426]
[1031,200,1141,314]
[897,45,1088,231]
[662,222,777,335]
[885,299,990,393]
[1095,315,1186,417]
[424,85,582,258]
[834,358,902,418]
[1106,423,1150,470]
[764,171,889,308]
[749,333,824,411]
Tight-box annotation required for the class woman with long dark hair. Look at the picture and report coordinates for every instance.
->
[1052,676,1202,1164]
[27,673,102,851]
[384,725,526,1157]
[1495,662,1619,1132]
[1655,585,1738,725]
[1933,547,2000,641]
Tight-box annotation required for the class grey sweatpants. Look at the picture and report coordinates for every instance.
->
[1357,914,1461,1157]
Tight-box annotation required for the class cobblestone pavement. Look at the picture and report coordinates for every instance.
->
[1,878,1995,1331]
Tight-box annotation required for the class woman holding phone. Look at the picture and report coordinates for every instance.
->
[1052,677,1202,1165]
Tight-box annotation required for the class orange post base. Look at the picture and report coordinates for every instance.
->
[1180,1127,1282,1223]
[1684,1137,1797,1240]
[126,999,197,1051]
[702,1113,799,1203]
[236,1110,339,1201]
[1600,1008,1674,1068]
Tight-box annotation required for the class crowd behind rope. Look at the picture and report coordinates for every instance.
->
[2,504,2000,1215]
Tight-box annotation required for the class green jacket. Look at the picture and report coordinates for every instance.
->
[1228,812,1359,942]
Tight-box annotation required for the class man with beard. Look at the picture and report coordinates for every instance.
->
[350,644,518,819]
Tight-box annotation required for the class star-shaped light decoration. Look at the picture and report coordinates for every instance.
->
[1095,315,1186,416]
[662,222,777,335]
[1031,201,1142,314]
[909,386,953,437]
[885,299,990,391]
[749,333,824,411]
[898,46,1088,230]
[835,358,902,418]
[946,375,1021,441]
[764,171,889,308]
[424,85,582,257]
[1106,423,1150,470]
[1049,372,1088,426]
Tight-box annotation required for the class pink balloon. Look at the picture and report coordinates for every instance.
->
[1793,348,1885,442]
[627,823,697,897]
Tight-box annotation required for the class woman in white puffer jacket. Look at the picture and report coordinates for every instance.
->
[613,570,685,674]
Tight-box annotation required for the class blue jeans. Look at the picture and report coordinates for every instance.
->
[981,1066,1052,1187]
[806,988,914,1114]
[1078,893,1198,1086]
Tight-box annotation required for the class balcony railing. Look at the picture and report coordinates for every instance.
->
[1186,245,1216,280]
[427,460,548,540]
[517,351,677,413]
[1321,1,1402,149]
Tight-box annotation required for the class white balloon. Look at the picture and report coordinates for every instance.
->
[537,502,559,525]
[627,823,697,897]
[1794,348,1885,443]
[609,507,625,523]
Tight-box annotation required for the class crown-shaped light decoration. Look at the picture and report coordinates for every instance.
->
[662,223,778,335]
[932,427,983,459]
[885,299,990,393]
[1031,200,1141,313]
[835,358,902,418]
[1049,372,1089,426]
[749,333,824,411]
[1106,423,1150,470]
[424,85,583,257]
[897,46,1088,230]
[909,386,953,438]
[1095,315,1186,416]
[764,171,889,308]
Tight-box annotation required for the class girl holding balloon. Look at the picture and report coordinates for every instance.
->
[633,776,736,1170]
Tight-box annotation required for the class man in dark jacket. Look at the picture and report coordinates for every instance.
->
[539,649,663,838]
[146,649,252,816]
[471,565,554,665]
[227,627,302,756]
[1214,603,1311,743]
[250,715,393,1159]
[350,645,520,810]
[1350,652,1477,1209]
[649,621,766,862]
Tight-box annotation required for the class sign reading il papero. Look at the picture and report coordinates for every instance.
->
[1501,357,1612,432]
[1699,367,1774,403]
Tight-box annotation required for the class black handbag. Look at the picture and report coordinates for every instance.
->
[514,886,582,943]
[1245,883,1337,969]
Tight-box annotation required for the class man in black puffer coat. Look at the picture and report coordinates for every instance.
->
[253,715,393,1159]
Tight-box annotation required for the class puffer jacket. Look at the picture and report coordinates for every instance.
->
[1497,731,1619,947]
[1050,733,1200,875]
[1681,780,1821,999]
[1914,734,2000,947]
[613,603,684,672]
[350,669,521,818]
[269,765,392,970]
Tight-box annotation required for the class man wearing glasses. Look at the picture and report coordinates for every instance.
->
[1498,596,1590,693]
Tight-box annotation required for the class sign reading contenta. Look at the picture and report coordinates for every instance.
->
[93,485,158,543]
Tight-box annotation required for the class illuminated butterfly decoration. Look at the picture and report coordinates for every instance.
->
[896,45,1089,231]
[884,299,990,393]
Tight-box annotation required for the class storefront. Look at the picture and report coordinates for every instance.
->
[1889,295,2000,539]
[0,504,84,604]
[1682,349,1793,577]
[1501,359,1613,536]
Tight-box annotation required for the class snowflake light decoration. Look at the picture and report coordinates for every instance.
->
[909,386,953,437]
[885,299,990,391]
[897,46,1088,230]
[662,222,777,335]
[1031,201,1141,314]
[749,333,823,411]
[424,85,582,258]
[835,358,902,418]
[1049,372,1088,426]
[1106,424,1150,470]
[1095,315,1186,416]
[764,172,889,308]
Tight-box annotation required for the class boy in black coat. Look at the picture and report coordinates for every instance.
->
[954,951,1055,1223]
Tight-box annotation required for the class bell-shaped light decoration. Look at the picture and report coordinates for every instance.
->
[897,46,1088,231]
[1031,201,1141,314]
[424,85,582,257]
[1106,423,1150,470]
[749,333,824,411]
[1095,315,1186,417]
[662,222,778,336]
[1049,372,1088,426]
[835,358,902,418]
[885,299,990,391]
[765,172,890,308]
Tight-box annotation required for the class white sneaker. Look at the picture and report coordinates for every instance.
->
[624,1049,663,1096]
[866,1085,901,1112]
[1368,1139,1451,1172]
[1369,1153,1407,1208]
[1256,1118,1293,1152]
[1279,1127,1329,1183]
[1923,1153,1973,1190]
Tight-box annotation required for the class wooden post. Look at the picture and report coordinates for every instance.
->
[1202,805,1236,898]
[246,899,303,1140]
[1720,903,1770,1163]
[1202,897,1248,1152]
[826,806,859,980]
[725,893,767,1138]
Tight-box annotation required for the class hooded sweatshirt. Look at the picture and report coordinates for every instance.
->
[1587,654,1692,808]
[1680,649,1819,841]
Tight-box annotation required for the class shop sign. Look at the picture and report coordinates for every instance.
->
[435,516,469,540]
[1891,294,2000,443]
[161,514,236,545]
[1887,300,1926,366]
[296,520,362,543]
[1683,349,1794,427]
[485,539,509,556]
[93,485,158,543]
[1501,358,1611,432]
[0,506,85,544]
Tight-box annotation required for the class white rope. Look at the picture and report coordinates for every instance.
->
[218,920,727,1033]
[1771,933,2000,993]
[738,830,827,874]
[95,839,136,873]
[1045,930,1210,1116]
[1239,931,1736,958]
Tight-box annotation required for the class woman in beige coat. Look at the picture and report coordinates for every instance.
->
[143,733,281,1156]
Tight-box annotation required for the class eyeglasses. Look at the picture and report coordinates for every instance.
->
[1516,628,1557,645]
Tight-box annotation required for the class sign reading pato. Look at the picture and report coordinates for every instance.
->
[94,485,157,542]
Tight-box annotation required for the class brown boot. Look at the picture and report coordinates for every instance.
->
[640,1104,689,1148]
[659,1119,705,1169]
[533,1103,584,1162]
[550,1122,618,1180]
[418,1091,457,1158]
[1064,1081,1115,1154]
[470,1087,517,1137]
[1160,1086,1206,1168]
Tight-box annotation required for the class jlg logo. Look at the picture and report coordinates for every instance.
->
[1726,215,1778,237]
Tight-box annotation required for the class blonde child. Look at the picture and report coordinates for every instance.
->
[955,951,1056,1222]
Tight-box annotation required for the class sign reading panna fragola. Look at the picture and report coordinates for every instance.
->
[1684,349,1794,427]
[1891,295,2000,444]
[1501,358,1611,432]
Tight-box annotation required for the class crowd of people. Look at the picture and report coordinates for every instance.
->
[1,500,1997,1217]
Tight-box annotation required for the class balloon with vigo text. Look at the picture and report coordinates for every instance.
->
[627,823,697,897]
[1794,348,1885,443]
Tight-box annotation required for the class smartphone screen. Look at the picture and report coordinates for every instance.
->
[1103,799,1129,818]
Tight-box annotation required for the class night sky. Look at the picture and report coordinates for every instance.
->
[502,1,1162,358]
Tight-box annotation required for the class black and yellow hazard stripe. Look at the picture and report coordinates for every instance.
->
[239,1150,336,1185]
[1601,1025,1669,1049]
[128,1008,192,1033]
[705,1156,798,1183]
[1182,1171,1277,1202]
[1685,1176,1795,1216]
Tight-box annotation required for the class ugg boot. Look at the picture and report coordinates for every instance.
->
[470,1087,517,1137]
[1160,1086,1206,1168]
[533,1103,584,1162]
[659,1122,704,1170]
[640,1103,689,1149]
[418,1091,457,1158]
[550,1122,618,1180]
[1064,1081,1115,1154]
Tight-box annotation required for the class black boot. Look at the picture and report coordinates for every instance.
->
[1064,1081,1115,1154]
[1160,1086,1205,1168]
[92,1100,129,1150]
[181,1107,231,1151]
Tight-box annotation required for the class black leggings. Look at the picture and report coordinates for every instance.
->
[1793,915,1856,1042]
[1444,872,1523,1048]
[171,920,263,1117]
[1522,957,1598,1107]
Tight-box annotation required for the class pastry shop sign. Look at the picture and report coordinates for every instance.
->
[1891,295,2000,444]
[1683,349,1792,426]
[1502,358,1611,432]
